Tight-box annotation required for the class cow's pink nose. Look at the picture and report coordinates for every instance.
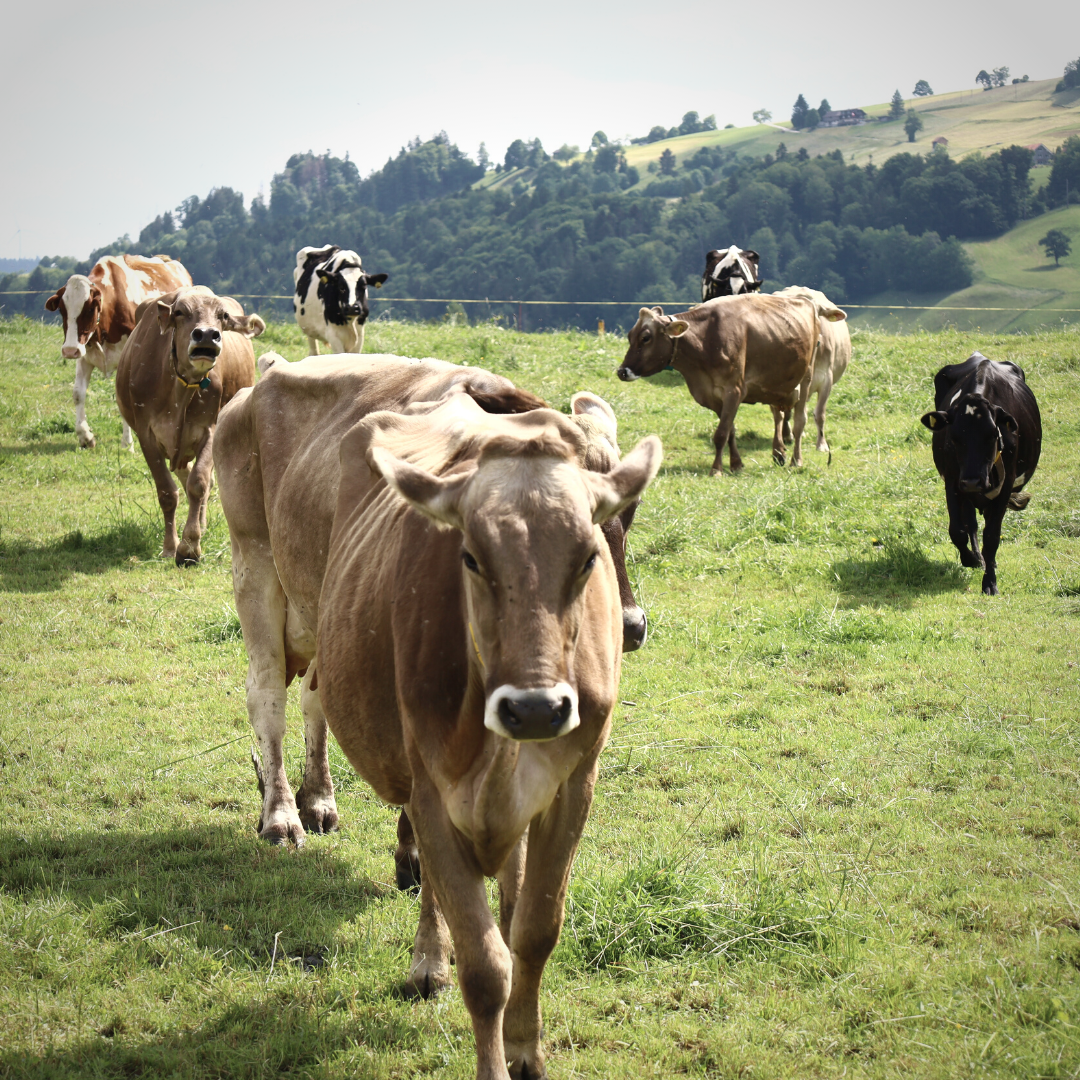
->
[61,346,82,359]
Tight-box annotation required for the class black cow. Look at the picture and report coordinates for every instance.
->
[921,351,1041,595]
[701,245,762,301]
[292,244,388,355]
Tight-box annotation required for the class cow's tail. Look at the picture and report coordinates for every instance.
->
[257,351,288,376]
[1008,491,1031,511]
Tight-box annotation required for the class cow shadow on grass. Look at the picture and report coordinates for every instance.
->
[0,520,160,592]
[0,822,409,1079]
[831,537,967,607]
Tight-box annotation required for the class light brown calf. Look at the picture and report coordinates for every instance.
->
[617,292,844,473]
[115,286,263,565]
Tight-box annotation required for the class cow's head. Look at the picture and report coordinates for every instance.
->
[156,286,264,384]
[617,307,690,381]
[702,246,761,301]
[45,275,103,359]
[317,251,388,326]
[921,395,1018,497]
[370,411,662,742]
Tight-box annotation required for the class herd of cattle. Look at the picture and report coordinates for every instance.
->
[38,240,1042,1079]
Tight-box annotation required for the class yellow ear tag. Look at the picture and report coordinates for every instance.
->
[375,282,382,289]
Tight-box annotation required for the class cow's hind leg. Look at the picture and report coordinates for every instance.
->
[73,356,96,449]
[402,847,454,1000]
[789,380,810,468]
[782,407,793,445]
[814,372,834,453]
[294,666,338,834]
[770,406,786,465]
[395,809,421,892]
[233,535,306,846]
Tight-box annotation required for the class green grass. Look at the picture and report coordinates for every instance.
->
[2,315,1080,1078]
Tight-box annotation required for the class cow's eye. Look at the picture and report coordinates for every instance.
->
[582,551,598,575]
[462,550,479,573]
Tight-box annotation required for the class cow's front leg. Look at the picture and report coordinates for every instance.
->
[136,431,179,557]
[305,336,320,356]
[503,766,598,1080]
[782,407,793,445]
[294,666,338,834]
[73,356,96,448]
[408,782,513,1080]
[710,390,742,475]
[234,536,305,846]
[945,488,983,568]
[769,405,786,465]
[497,835,527,947]
[176,434,215,566]
[979,501,1007,596]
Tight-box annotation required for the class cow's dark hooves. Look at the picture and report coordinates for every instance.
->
[982,582,999,596]
[396,863,421,893]
[960,552,983,569]
[175,554,200,568]
[772,453,785,467]
[400,974,446,1001]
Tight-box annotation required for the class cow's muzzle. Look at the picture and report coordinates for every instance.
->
[485,684,580,741]
[623,605,648,652]
[616,366,639,382]
[959,476,985,495]
[189,326,222,361]
[61,344,85,360]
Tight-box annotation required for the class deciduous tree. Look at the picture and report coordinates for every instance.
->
[752,108,772,124]
[976,70,993,90]
[913,80,934,97]
[904,110,924,142]
[1039,229,1072,265]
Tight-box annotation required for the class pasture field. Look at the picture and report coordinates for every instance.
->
[1,315,1079,1079]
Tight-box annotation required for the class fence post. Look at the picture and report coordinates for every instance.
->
[598,318,605,338]
[518,302,523,333]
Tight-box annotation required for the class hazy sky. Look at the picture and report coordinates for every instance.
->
[2,0,1074,259]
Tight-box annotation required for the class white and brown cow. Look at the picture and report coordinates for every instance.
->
[44,254,192,449]
[701,245,762,301]
[215,361,661,1079]
[293,245,388,355]
[116,286,263,565]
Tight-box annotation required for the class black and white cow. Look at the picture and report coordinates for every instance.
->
[920,351,1042,596]
[293,245,388,355]
[701,246,762,302]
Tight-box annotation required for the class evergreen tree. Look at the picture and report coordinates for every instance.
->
[888,89,905,120]
[791,94,809,129]
[658,148,677,175]
[819,98,831,116]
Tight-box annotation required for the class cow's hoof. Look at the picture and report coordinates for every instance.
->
[258,819,306,848]
[772,450,786,466]
[508,1056,548,1080]
[960,550,984,569]
[790,457,804,468]
[982,580,999,596]
[401,969,450,1000]
[395,849,422,893]
[175,553,200,568]
[709,468,724,478]
[297,798,339,836]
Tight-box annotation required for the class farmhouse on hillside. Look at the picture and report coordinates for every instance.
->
[1026,143,1054,165]
[819,108,868,128]
[932,136,949,148]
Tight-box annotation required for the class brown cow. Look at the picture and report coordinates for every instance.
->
[213,352,651,855]
[617,292,845,474]
[116,286,263,565]
[44,255,192,449]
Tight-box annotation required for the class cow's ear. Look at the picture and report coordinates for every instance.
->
[367,447,477,531]
[651,305,664,317]
[44,287,65,312]
[996,407,1018,436]
[156,298,176,333]
[582,436,663,525]
[744,250,760,261]
[921,411,950,430]
[664,320,690,339]
[224,311,266,338]
[366,273,388,289]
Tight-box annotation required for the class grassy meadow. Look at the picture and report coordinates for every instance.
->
[1,314,1079,1079]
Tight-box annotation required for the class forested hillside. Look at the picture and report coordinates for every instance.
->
[5,125,1079,329]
